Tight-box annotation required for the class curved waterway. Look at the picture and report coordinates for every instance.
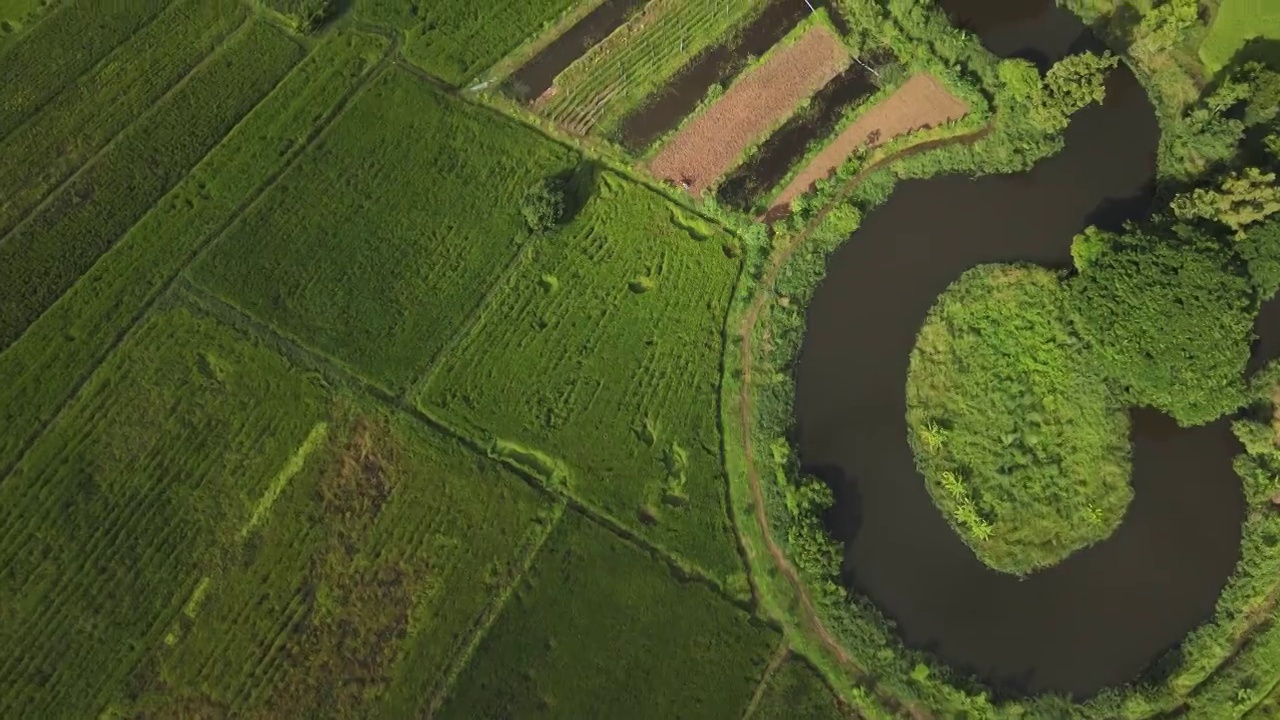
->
[793,0,1247,697]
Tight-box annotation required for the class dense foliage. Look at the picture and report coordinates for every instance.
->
[1068,229,1256,426]
[907,265,1132,574]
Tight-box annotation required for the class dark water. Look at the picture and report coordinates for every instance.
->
[793,0,1248,698]
[617,0,838,152]
[505,0,646,101]
[716,62,879,211]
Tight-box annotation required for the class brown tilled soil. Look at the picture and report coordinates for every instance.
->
[648,24,849,195]
[770,73,969,212]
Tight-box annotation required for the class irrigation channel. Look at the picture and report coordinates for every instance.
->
[792,0,1251,698]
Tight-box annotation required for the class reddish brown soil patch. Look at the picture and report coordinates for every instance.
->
[770,74,969,212]
[648,24,849,195]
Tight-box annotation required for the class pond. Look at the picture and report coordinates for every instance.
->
[793,0,1248,697]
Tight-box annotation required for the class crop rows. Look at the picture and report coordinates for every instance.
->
[0,0,248,238]
[190,68,578,392]
[0,28,387,476]
[543,0,764,136]
[419,172,745,582]
[0,305,329,717]
[0,0,168,138]
[138,402,552,717]
[0,19,303,351]
[357,0,576,86]
[438,510,778,719]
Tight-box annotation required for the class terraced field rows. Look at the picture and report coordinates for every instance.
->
[138,404,554,718]
[420,172,745,582]
[542,0,764,136]
[0,0,168,136]
[0,0,247,237]
[438,509,779,719]
[190,68,579,391]
[0,305,329,717]
[0,18,303,351]
[0,28,387,475]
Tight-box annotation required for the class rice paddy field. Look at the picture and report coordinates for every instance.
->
[10,0,1255,717]
[1200,0,1280,72]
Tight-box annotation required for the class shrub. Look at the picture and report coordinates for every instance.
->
[520,177,566,234]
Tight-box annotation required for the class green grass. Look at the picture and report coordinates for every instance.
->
[542,0,765,137]
[0,28,387,475]
[0,303,329,718]
[0,0,168,136]
[0,0,248,238]
[190,67,578,392]
[1200,0,1280,73]
[357,0,576,86]
[751,655,851,720]
[906,264,1132,575]
[437,510,778,719]
[0,18,303,351]
[124,401,554,718]
[419,171,745,582]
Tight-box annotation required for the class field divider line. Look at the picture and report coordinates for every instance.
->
[741,641,791,720]
[423,502,567,719]
[401,234,537,400]
[0,0,172,147]
[0,42,392,484]
[0,10,255,250]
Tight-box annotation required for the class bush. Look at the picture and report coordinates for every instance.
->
[520,177,566,234]
[270,0,337,33]
[906,264,1132,574]
[1069,229,1256,426]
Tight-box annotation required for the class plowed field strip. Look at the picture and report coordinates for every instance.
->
[648,24,848,194]
[769,73,968,212]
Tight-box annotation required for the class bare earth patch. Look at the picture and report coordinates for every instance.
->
[770,73,969,212]
[648,24,849,195]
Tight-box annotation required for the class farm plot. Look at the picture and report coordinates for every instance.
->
[649,23,849,194]
[0,0,168,137]
[749,655,851,720]
[0,19,303,351]
[0,304,329,718]
[128,402,555,719]
[1200,0,1280,72]
[419,172,744,581]
[0,29,387,476]
[437,510,778,719]
[770,73,968,213]
[357,0,576,86]
[540,0,765,137]
[190,67,578,392]
[0,0,248,238]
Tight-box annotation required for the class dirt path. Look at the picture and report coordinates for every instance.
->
[742,642,792,719]
[770,74,969,213]
[735,124,995,720]
[649,24,849,195]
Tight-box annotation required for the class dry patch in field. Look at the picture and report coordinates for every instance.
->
[648,24,849,195]
[770,73,969,212]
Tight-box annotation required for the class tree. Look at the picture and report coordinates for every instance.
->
[1133,0,1198,56]
[520,178,566,234]
[1069,230,1255,426]
[1030,51,1119,133]
[1236,216,1280,298]
[1171,167,1280,237]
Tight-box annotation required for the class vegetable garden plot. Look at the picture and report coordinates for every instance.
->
[357,0,576,86]
[191,67,578,392]
[540,0,765,137]
[437,510,778,720]
[648,23,849,195]
[0,0,168,137]
[0,18,302,351]
[0,304,328,718]
[419,172,744,581]
[0,29,387,476]
[0,0,248,238]
[132,403,553,719]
